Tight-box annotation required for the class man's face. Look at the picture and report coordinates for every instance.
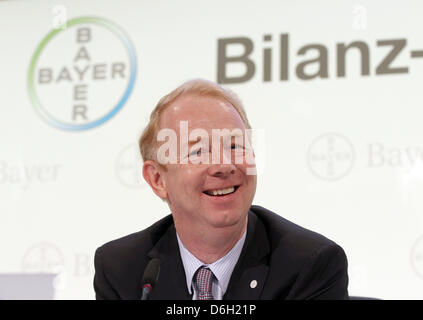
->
[157,94,257,231]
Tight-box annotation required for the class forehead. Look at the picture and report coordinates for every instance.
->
[160,94,245,131]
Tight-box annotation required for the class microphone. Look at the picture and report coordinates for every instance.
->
[141,258,161,300]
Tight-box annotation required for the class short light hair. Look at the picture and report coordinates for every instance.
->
[138,79,252,163]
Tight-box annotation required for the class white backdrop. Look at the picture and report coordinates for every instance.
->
[1,0,423,299]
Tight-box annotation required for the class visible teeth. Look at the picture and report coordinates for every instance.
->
[210,186,235,196]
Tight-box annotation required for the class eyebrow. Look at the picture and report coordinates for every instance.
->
[187,136,203,147]
[187,131,244,147]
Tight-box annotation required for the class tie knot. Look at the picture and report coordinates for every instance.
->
[194,266,214,300]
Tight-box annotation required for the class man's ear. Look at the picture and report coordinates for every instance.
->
[142,160,168,200]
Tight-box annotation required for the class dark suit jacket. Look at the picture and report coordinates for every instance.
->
[94,205,349,300]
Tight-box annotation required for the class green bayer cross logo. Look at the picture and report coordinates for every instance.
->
[28,17,137,131]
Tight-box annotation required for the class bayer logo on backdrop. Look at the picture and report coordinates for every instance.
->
[411,235,423,279]
[28,16,137,131]
[115,144,147,189]
[307,133,355,181]
[22,242,65,273]
[22,242,67,291]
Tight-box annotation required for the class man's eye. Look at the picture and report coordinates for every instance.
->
[190,149,202,157]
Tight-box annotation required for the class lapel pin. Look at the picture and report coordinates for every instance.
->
[250,280,257,288]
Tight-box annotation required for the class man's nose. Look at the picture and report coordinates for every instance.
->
[207,163,236,177]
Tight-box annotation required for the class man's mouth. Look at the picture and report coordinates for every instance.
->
[203,185,240,197]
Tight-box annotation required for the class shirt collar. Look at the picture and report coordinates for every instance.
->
[176,230,246,296]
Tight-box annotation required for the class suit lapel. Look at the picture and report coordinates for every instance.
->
[147,224,192,300]
[223,210,270,300]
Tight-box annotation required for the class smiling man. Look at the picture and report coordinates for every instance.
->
[93,79,349,300]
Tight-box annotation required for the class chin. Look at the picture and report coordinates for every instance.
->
[204,207,246,228]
